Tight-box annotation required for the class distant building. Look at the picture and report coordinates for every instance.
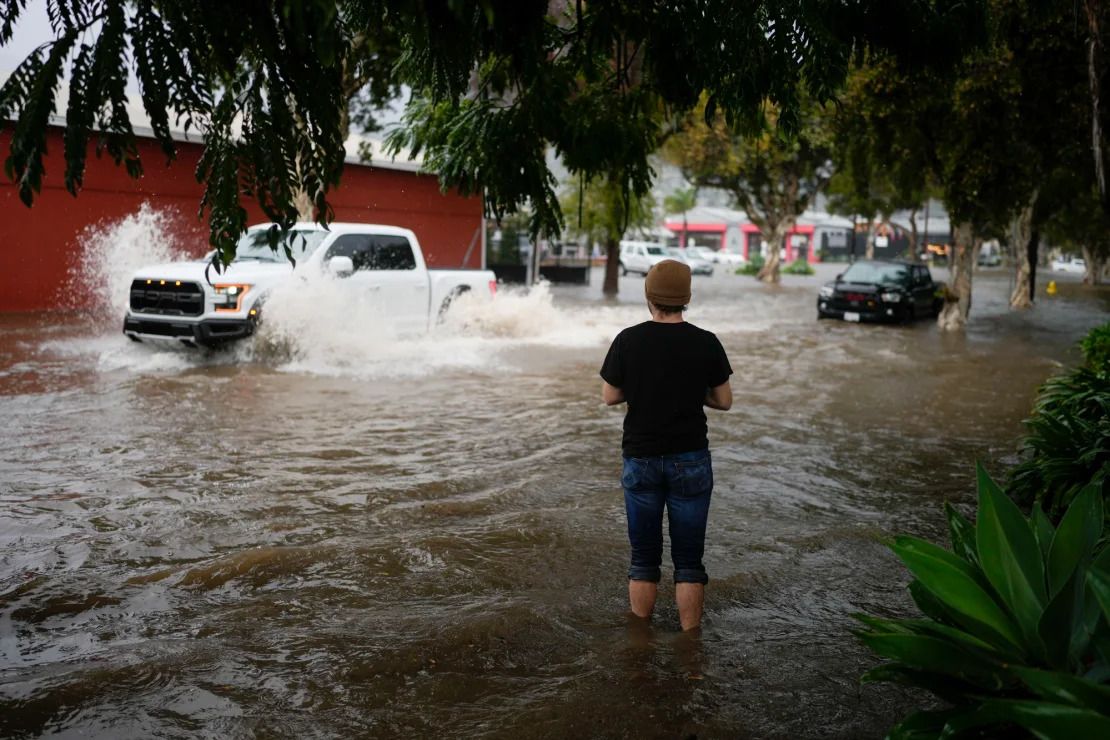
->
[1,97,483,312]
[663,202,953,262]
[662,206,841,262]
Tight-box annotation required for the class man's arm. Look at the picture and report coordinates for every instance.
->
[602,381,625,406]
[704,381,732,411]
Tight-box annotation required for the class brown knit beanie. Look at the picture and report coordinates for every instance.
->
[645,259,692,307]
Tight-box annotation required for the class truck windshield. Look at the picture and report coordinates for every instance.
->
[233,230,329,263]
[841,262,911,286]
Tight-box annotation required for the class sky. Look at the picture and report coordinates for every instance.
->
[0,0,407,128]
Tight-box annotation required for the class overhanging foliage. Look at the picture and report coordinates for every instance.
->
[0,0,988,260]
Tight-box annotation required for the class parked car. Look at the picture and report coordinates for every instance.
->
[1051,256,1087,274]
[619,241,670,275]
[123,223,497,348]
[977,251,1002,267]
[817,260,942,323]
[688,245,721,264]
[666,247,714,276]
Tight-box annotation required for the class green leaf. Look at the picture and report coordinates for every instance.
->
[1047,484,1104,597]
[888,708,973,740]
[944,501,979,566]
[862,664,983,706]
[1070,578,1104,668]
[853,613,914,634]
[892,536,1025,653]
[856,633,1008,690]
[908,579,960,626]
[1012,666,1110,715]
[974,462,1048,644]
[898,618,1012,657]
[1088,567,1110,624]
[1032,507,1055,564]
[940,699,1110,739]
[1038,568,1081,670]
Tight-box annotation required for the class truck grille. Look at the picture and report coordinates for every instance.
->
[129,280,203,316]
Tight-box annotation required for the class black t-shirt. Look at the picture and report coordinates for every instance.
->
[600,321,733,456]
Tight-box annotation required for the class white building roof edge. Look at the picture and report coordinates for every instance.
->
[42,85,426,175]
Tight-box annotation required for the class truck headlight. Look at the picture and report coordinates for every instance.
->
[880,292,902,303]
[213,284,251,310]
[819,286,834,297]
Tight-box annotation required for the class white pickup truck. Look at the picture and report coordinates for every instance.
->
[123,222,496,348]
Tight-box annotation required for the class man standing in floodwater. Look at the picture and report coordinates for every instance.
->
[600,260,733,631]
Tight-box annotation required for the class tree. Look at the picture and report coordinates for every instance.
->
[833,0,1091,327]
[664,97,833,284]
[292,26,401,219]
[995,0,1089,308]
[0,0,988,276]
[559,175,655,274]
[1043,183,1110,285]
[662,187,697,248]
[826,60,932,262]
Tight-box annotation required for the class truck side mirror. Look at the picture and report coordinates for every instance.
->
[328,255,354,277]
[835,273,843,282]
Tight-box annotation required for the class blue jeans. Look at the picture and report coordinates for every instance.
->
[622,448,712,585]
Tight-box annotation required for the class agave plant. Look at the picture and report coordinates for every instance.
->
[857,465,1110,739]
[1007,366,1110,520]
[1008,323,1110,520]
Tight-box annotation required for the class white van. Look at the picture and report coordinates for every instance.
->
[619,241,670,276]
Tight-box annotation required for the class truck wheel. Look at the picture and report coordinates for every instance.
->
[620,262,628,276]
[437,286,471,323]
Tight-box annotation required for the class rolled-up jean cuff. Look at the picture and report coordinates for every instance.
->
[628,567,662,583]
[674,568,708,585]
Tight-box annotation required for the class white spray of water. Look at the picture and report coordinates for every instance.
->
[249,276,630,378]
[443,281,638,346]
[64,203,194,320]
[60,204,741,378]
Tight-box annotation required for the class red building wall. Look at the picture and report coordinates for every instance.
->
[0,128,483,312]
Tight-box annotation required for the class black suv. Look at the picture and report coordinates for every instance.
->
[817,260,942,323]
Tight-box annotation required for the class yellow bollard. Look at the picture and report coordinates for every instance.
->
[1046,280,1057,296]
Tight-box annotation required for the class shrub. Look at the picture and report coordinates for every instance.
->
[857,466,1110,739]
[1008,323,1110,520]
[736,253,764,276]
[782,259,816,276]
[1081,322,1110,376]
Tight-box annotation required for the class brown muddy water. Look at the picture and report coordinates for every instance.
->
[1,256,1107,738]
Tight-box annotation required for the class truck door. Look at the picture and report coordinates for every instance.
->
[322,234,426,333]
[912,266,932,317]
[370,235,428,333]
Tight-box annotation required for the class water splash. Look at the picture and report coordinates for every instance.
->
[249,277,626,378]
[62,203,195,321]
[54,205,660,377]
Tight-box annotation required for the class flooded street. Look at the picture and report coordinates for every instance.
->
[1,262,1107,739]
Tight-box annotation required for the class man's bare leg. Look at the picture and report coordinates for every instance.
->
[676,583,704,631]
[629,580,657,619]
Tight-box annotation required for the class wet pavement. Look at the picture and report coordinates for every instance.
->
[1,258,1107,739]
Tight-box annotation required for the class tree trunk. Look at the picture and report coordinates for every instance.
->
[938,222,977,331]
[865,219,877,260]
[757,222,789,284]
[1082,245,1106,284]
[908,208,920,262]
[603,234,620,295]
[850,214,858,262]
[1009,198,1036,308]
[1086,1,1110,214]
